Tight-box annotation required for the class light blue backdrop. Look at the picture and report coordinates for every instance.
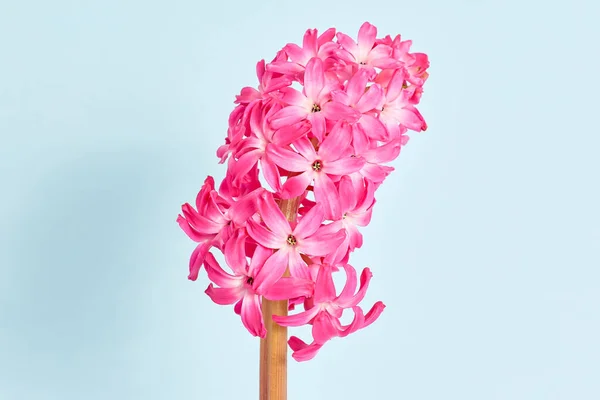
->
[1,1,599,399]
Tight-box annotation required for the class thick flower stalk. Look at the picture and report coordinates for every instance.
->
[178,21,429,365]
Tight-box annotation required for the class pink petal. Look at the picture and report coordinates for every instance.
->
[338,175,358,212]
[264,277,314,301]
[273,306,320,327]
[346,68,370,105]
[254,248,290,293]
[313,264,337,303]
[302,29,318,56]
[281,172,313,199]
[284,43,306,64]
[386,69,407,102]
[398,106,427,131]
[289,339,323,362]
[357,22,377,57]
[228,188,261,227]
[266,143,309,172]
[338,306,366,337]
[248,244,273,277]
[177,214,209,242]
[288,249,310,279]
[223,231,247,276]
[363,301,386,327]
[267,61,304,76]
[247,220,286,249]
[231,149,262,185]
[280,87,308,106]
[358,114,388,141]
[258,192,293,237]
[336,267,373,308]
[260,157,282,193]
[335,263,358,305]
[205,284,243,305]
[270,106,308,130]
[178,208,223,235]
[205,252,243,288]
[307,111,326,142]
[292,137,317,161]
[188,241,211,281]
[335,33,358,58]
[312,312,340,343]
[356,84,384,112]
[318,121,351,162]
[304,57,325,101]
[363,139,402,164]
[298,230,345,256]
[321,101,360,123]
[324,156,365,176]
[313,173,341,220]
[240,293,267,337]
[272,120,311,146]
[317,27,336,46]
[330,90,351,106]
[294,203,325,238]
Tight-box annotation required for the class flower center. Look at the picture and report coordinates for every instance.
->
[311,104,321,113]
[246,276,254,285]
[286,235,297,246]
[311,160,322,172]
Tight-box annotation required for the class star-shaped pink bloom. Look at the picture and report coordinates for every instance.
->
[320,176,376,264]
[177,177,259,280]
[204,231,314,338]
[273,263,385,361]
[335,22,399,71]
[267,122,365,219]
[269,57,360,142]
[228,103,310,192]
[267,28,339,78]
[331,68,388,141]
[379,69,428,139]
[246,192,345,289]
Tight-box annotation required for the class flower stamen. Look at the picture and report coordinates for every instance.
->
[286,235,297,246]
[311,160,322,172]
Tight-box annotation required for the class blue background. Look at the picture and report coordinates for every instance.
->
[1,1,599,399]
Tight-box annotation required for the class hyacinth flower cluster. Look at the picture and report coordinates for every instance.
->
[178,22,429,362]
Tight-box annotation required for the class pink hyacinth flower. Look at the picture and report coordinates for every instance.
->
[246,192,345,289]
[335,22,399,71]
[379,69,428,139]
[320,176,376,264]
[177,177,259,280]
[267,122,365,219]
[204,231,313,338]
[229,103,310,192]
[274,263,385,361]
[269,57,360,142]
[268,28,338,78]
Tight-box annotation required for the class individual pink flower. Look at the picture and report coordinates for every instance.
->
[331,68,387,141]
[379,69,428,139]
[320,176,376,264]
[267,122,365,219]
[274,263,386,361]
[269,57,360,142]
[228,103,310,191]
[246,192,345,289]
[267,28,339,78]
[235,51,291,107]
[204,231,314,337]
[335,22,399,71]
[177,177,260,280]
